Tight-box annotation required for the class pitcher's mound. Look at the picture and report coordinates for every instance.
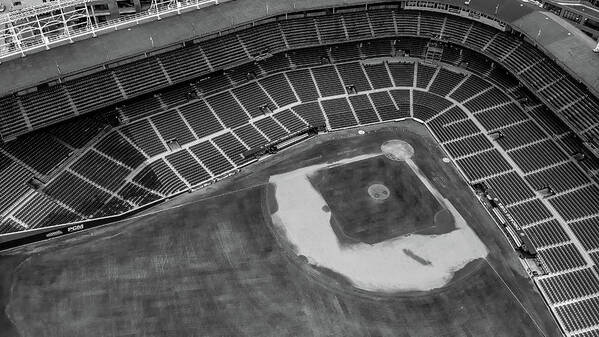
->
[381,140,414,161]
[368,184,390,200]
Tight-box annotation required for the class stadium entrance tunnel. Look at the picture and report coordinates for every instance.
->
[267,139,488,293]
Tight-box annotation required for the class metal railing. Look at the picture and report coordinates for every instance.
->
[0,0,227,61]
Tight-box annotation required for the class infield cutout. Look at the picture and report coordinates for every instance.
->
[368,184,390,200]
[269,147,488,293]
[381,139,414,161]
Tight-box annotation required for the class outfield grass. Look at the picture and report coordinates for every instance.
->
[0,122,561,337]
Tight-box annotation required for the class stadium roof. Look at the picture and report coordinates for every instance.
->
[559,1,599,19]
[0,0,598,97]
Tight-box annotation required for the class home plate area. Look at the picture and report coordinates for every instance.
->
[268,139,487,293]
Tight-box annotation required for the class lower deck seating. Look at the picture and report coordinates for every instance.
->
[119,120,167,158]
[0,133,72,175]
[336,62,372,92]
[258,74,297,108]
[133,159,187,196]
[286,70,320,102]
[428,68,465,97]
[412,90,453,115]
[95,131,146,169]
[556,296,599,333]
[291,102,326,127]
[415,63,437,89]
[508,199,553,226]
[541,243,587,273]
[71,150,131,192]
[349,95,379,125]
[508,140,569,174]
[311,66,346,97]
[387,62,415,87]
[464,87,511,112]
[569,217,599,251]
[0,153,33,213]
[234,124,269,148]
[363,63,393,89]
[205,92,249,129]
[484,171,536,205]
[212,132,251,166]
[550,186,599,221]
[495,120,547,150]
[150,110,197,146]
[474,103,528,131]
[189,141,235,177]
[273,109,308,133]
[94,197,133,217]
[0,218,22,234]
[443,133,493,159]
[369,91,408,120]
[232,82,275,118]
[165,150,212,186]
[13,192,81,229]
[177,100,223,139]
[44,171,113,217]
[523,219,568,248]
[321,98,358,129]
[119,182,162,206]
[525,162,589,194]
[455,149,512,182]
[254,117,288,141]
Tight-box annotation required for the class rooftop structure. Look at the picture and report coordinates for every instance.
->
[0,0,225,62]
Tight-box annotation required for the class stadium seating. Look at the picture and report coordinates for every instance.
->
[321,97,358,129]
[1,10,599,336]
[363,63,393,89]
[254,117,288,141]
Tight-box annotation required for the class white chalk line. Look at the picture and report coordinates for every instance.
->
[484,258,548,337]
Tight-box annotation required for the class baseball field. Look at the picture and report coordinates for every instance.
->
[0,121,561,337]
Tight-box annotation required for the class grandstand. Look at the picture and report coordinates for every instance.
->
[1,1,599,336]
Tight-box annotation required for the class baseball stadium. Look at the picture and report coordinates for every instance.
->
[0,0,599,336]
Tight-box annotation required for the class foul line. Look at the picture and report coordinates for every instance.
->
[484,258,548,337]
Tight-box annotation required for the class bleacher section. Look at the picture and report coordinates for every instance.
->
[1,9,599,337]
